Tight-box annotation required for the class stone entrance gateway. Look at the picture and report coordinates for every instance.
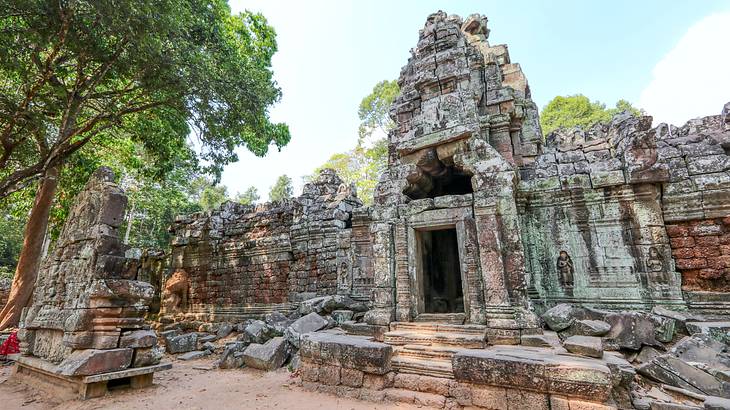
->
[415,227,464,316]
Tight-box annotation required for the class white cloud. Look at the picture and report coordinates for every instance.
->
[638,12,730,126]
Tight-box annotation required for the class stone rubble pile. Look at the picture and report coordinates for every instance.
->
[157,295,369,372]
[541,303,730,408]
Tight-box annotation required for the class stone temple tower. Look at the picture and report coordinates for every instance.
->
[365,11,543,342]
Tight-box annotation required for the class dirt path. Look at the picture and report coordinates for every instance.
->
[0,358,423,410]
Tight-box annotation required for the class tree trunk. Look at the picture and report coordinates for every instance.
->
[0,165,60,330]
[123,199,135,245]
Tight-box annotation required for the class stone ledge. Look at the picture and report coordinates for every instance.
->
[452,346,616,403]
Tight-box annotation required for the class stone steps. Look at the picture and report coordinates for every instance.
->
[389,322,487,336]
[391,345,461,379]
[414,313,465,324]
[384,322,487,379]
[383,330,486,348]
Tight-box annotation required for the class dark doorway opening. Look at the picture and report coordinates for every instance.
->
[419,228,464,313]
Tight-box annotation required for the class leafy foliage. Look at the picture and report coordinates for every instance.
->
[358,80,399,143]
[313,139,387,206]
[269,175,293,202]
[311,80,398,204]
[234,186,260,205]
[540,95,642,135]
[0,0,290,198]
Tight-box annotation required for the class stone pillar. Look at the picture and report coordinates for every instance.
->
[364,222,396,326]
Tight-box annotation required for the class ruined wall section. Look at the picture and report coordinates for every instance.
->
[19,168,160,374]
[658,107,730,313]
[519,104,730,314]
[166,170,367,323]
[518,114,681,311]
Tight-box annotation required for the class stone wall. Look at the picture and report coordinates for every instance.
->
[164,169,372,323]
[666,218,730,292]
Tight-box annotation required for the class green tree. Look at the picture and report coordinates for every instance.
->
[540,95,642,135]
[313,139,387,206]
[235,186,260,205]
[269,175,293,202]
[311,79,398,204]
[0,0,290,328]
[358,80,399,143]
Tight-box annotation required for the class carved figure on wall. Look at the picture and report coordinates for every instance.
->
[556,250,574,289]
[646,247,669,284]
[162,269,189,313]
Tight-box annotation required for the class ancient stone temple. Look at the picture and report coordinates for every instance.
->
[294,11,730,409]
[15,168,169,399]
[162,169,372,323]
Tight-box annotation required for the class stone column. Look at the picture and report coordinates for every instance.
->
[364,222,396,326]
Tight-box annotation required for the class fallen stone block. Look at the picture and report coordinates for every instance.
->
[285,312,328,348]
[265,311,292,334]
[241,320,276,344]
[178,350,211,361]
[243,337,289,370]
[132,346,164,367]
[568,319,611,336]
[216,323,234,339]
[541,304,575,331]
[603,311,661,350]
[119,329,157,348]
[652,307,697,335]
[331,310,355,325]
[57,348,133,376]
[563,335,604,358]
[638,354,730,397]
[705,396,730,410]
[686,322,730,344]
[218,342,248,369]
[521,334,554,348]
[166,332,198,354]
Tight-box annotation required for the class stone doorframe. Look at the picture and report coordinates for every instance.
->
[395,206,487,324]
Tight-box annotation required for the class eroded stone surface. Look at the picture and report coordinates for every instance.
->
[18,168,162,378]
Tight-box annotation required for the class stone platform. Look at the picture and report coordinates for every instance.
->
[13,356,171,400]
[298,332,632,409]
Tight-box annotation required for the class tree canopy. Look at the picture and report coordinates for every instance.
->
[539,95,642,135]
[269,174,293,202]
[0,0,290,199]
[358,80,399,143]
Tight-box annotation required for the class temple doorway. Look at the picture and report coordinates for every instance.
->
[418,228,464,314]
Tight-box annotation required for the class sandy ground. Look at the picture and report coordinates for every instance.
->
[0,358,424,410]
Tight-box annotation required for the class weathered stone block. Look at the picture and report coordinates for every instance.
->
[132,346,163,367]
[452,347,615,402]
[318,365,341,386]
[284,313,328,348]
[563,335,604,358]
[166,332,198,354]
[340,367,364,387]
[300,333,392,374]
[119,329,157,348]
[57,348,133,376]
[242,337,289,371]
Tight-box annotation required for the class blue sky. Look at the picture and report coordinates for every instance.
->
[222,0,730,199]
